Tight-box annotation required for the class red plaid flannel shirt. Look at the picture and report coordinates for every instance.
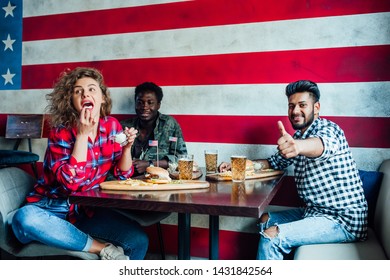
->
[26,116,134,223]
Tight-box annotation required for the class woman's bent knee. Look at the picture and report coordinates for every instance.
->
[13,205,44,228]
[12,205,48,244]
[12,206,34,244]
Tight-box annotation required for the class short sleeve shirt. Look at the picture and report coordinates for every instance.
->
[120,113,187,163]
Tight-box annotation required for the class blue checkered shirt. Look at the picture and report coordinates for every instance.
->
[268,118,368,240]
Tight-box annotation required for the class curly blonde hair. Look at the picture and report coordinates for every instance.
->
[45,67,112,128]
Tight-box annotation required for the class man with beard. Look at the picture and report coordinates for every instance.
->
[219,80,368,260]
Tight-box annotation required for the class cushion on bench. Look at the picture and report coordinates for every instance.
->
[294,228,387,260]
[359,170,383,227]
[0,167,98,259]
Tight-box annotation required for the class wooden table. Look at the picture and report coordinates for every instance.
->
[69,171,285,260]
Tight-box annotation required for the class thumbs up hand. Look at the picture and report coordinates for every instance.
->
[277,121,299,158]
[278,121,287,137]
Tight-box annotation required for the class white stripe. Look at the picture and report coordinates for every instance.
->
[2,138,387,172]
[22,12,390,65]
[23,0,190,17]
[1,82,389,117]
[157,82,390,117]
[0,90,49,114]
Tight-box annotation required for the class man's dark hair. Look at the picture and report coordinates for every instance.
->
[285,80,320,102]
[134,82,163,103]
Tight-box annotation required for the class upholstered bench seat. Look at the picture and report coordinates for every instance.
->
[294,159,390,260]
[294,228,387,260]
[0,150,39,165]
[0,167,98,259]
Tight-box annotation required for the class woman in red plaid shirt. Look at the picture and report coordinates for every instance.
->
[12,67,148,260]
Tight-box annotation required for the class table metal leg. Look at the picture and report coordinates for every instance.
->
[178,212,191,260]
[209,215,219,260]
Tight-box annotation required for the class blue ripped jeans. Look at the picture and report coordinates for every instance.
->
[256,208,356,260]
[11,197,149,259]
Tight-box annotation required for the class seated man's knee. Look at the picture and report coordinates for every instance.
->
[263,225,279,238]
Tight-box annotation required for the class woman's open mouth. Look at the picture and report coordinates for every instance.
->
[82,101,94,110]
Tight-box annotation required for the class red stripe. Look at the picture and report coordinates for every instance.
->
[0,114,6,136]
[326,116,390,149]
[144,223,259,260]
[4,114,390,148]
[1,114,388,148]
[169,115,390,148]
[23,0,390,41]
[22,45,390,89]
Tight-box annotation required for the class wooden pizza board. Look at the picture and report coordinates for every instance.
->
[100,179,209,191]
[206,169,284,181]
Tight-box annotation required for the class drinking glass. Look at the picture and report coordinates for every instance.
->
[231,155,246,182]
[204,150,218,173]
[178,154,194,180]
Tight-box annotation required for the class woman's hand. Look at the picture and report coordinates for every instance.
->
[78,107,98,136]
[123,127,138,148]
[117,127,138,173]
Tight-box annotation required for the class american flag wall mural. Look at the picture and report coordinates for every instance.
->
[0,0,389,259]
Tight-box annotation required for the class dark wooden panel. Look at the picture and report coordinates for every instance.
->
[5,114,44,139]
